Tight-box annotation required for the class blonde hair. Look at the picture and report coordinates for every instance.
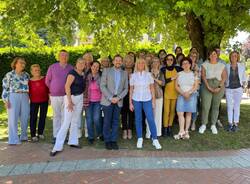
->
[11,57,26,70]
[123,55,134,64]
[83,52,94,62]
[134,58,148,72]
[30,64,40,71]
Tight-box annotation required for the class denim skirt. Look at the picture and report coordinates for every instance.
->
[176,93,197,113]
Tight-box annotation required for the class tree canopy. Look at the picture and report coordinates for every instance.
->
[1,0,250,58]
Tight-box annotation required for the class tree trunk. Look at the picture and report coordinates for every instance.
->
[186,12,224,60]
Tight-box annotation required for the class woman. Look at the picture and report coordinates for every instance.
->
[174,57,199,139]
[189,49,201,131]
[199,49,227,134]
[158,49,167,66]
[29,64,49,142]
[145,57,165,138]
[225,51,247,132]
[176,53,185,66]
[161,54,182,137]
[83,61,102,144]
[50,58,86,156]
[2,57,30,145]
[129,58,162,149]
[121,55,135,139]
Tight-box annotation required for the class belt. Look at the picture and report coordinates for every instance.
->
[15,91,28,94]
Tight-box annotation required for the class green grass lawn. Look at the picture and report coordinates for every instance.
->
[0,99,250,152]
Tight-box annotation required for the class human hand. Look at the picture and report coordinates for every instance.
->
[4,101,10,109]
[67,101,74,112]
[129,103,134,112]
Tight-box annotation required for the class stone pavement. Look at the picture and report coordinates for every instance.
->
[0,142,250,183]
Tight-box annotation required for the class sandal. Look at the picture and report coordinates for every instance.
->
[173,132,185,140]
[183,131,190,139]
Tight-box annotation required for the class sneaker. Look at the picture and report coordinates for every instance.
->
[145,133,150,139]
[31,137,39,142]
[211,125,218,134]
[122,130,127,139]
[137,138,143,149]
[225,124,233,132]
[152,139,162,150]
[217,119,223,128]
[199,125,206,134]
[38,135,45,140]
[111,142,119,150]
[231,125,239,132]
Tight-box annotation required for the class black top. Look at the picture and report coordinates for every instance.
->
[68,69,85,95]
[229,66,241,89]
[161,65,183,84]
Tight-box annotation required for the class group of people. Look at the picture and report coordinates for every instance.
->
[1,46,247,156]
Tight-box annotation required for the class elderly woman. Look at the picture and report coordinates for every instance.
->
[29,64,49,142]
[225,51,247,132]
[161,54,182,137]
[145,57,165,138]
[50,58,86,156]
[199,49,227,134]
[83,61,102,144]
[2,57,30,145]
[174,57,199,139]
[129,58,162,149]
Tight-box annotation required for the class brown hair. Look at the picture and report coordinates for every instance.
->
[229,51,240,63]
[11,57,26,70]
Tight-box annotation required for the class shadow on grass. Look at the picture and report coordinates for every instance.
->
[0,101,250,152]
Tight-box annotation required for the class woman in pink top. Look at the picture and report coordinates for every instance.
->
[83,61,102,144]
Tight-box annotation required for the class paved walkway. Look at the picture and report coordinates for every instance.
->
[0,143,250,183]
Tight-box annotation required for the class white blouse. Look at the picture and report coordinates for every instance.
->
[202,62,225,80]
[177,71,197,92]
[130,71,154,101]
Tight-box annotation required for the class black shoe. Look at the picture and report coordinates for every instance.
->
[111,142,119,150]
[69,145,82,149]
[163,127,168,137]
[51,137,56,144]
[168,127,173,137]
[88,139,94,145]
[50,151,59,157]
[231,125,239,132]
[98,136,104,141]
[105,142,112,150]
[225,125,233,132]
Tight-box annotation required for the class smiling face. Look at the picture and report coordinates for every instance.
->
[151,58,160,70]
[59,51,69,64]
[230,52,238,64]
[181,59,191,71]
[113,56,123,69]
[166,55,174,66]
[15,59,26,72]
[91,62,100,75]
[31,66,41,78]
[75,59,86,72]
[209,51,218,62]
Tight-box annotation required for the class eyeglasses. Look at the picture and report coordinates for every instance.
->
[167,58,173,61]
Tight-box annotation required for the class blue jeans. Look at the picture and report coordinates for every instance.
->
[133,100,157,139]
[102,104,121,143]
[85,102,102,140]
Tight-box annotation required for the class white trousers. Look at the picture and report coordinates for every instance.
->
[225,87,243,124]
[50,96,64,138]
[52,94,83,152]
[146,98,163,137]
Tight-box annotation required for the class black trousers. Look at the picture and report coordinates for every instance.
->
[30,101,48,137]
[121,94,134,130]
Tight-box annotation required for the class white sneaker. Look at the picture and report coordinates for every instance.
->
[137,138,143,149]
[145,133,150,139]
[199,125,206,134]
[152,139,162,150]
[211,125,218,134]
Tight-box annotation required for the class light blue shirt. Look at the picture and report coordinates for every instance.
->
[114,68,121,95]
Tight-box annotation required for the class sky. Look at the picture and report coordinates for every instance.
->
[229,31,250,44]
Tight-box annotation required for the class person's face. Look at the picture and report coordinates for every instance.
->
[101,59,110,68]
[166,56,174,66]
[159,51,167,59]
[59,52,69,63]
[137,60,145,71]
[215,48,220,57]
[113,57,123,68]
[15,59,26,71]
[91,62,100,74]
[176,48,182,55]
[209,51,218,61]
[125,59,134,69]
[76,60,86,71]
[145,56,152,66]
[31,67,41,78]
[181,60,191,71]
[230,52,238,63]
[151,60,160,69]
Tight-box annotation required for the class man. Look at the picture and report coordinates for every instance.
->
[100,54,128,150]
[45,50,73,143]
